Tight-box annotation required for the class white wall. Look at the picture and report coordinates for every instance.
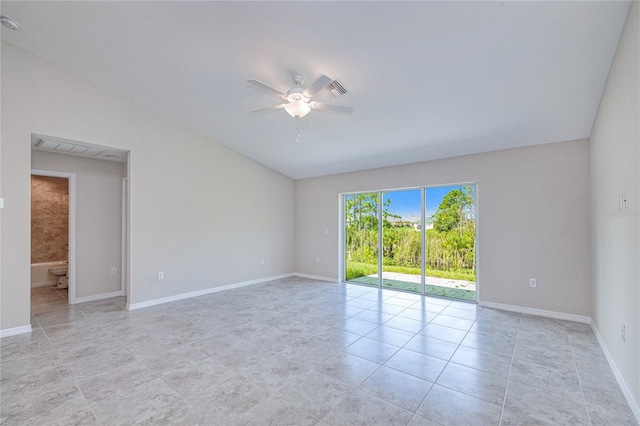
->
[1,42,295,331]
[295,139,591,316]
[590,0,639,407]
[32,150,126,298]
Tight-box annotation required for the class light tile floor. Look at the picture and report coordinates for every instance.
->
[1,278,637,425]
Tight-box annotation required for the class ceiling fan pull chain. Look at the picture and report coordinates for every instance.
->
[296,117,301,143]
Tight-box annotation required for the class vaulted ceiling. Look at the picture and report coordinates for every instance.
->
[1,1,630,179]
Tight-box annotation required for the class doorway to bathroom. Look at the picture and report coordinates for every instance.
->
[30,170,77,306]
[30,133,130,313]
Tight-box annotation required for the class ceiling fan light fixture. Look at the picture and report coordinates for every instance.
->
[284,101,311,118]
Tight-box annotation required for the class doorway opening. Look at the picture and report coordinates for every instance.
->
[343,184,477,302]
[30,134,129,312]
[30,170,77,306]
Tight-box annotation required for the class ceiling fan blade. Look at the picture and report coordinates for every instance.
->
[247,79,286,98]
[249,104,286,115]
[303,74,332,99]
[311,102,354,116]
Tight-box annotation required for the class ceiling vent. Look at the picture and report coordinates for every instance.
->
[35,138,105,157]
[31,135,127,162]
[323,79,349,98]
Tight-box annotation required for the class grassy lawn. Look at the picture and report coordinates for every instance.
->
[346,261,475,282]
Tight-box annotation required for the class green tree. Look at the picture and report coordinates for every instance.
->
[345,193,399,230]
[345,193,378,231]
[345,193,402,266]
[433,187,474,232]
[431,185,476,274]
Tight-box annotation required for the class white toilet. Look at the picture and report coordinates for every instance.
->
[48,267,68,289]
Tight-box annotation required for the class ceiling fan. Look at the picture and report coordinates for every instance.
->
[247,74,353,142]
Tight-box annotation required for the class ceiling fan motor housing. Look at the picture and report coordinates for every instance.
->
[292,74,304,86]
[286,87,309,103]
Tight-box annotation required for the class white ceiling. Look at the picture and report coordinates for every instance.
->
[1,1,630,179]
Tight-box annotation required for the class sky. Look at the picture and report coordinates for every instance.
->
[383,185,475,221]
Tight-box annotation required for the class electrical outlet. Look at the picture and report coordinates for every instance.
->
[324,228,329,235]
[529,278,537,288]
[157,271,164,280]
[260,258,265,265]
[315,257,320,263]
[621,325,626,342]
[110,267,117,275]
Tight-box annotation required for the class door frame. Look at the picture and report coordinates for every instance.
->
[31,169,77,304]
[121,177,129,298]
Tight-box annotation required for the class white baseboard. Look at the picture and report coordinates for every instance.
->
[590,321,640,423]
[126,273,294,311]
[0,324,32,339]
[75,290,125,304]
[31,281,56,288]
[292,273,337,282]
[478,301,591,324]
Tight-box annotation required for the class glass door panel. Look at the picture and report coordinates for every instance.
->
[344,192,379,286]
[381,189,422,292]
[425,185,477,301]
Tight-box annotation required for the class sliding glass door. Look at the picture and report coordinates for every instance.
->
[344,184,477,302]
[345,193,379,287]
[424,185,477,301]
[381,189,422,292]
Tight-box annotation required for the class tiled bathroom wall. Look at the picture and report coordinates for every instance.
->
[31,175,69,263]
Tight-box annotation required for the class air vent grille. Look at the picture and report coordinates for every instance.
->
[323,80,348,98]
[32,135,127,162]
[36,138,105,157]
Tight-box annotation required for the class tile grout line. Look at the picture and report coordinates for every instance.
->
[422,307,501,422]
[144,364,218,425]
[340,289,456,424]
[567,330,593,425]
[404,298,492,424]
[39,317,105,426]
[497,313,522,425]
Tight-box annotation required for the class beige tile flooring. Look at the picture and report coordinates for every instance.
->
[1,278,637,425]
